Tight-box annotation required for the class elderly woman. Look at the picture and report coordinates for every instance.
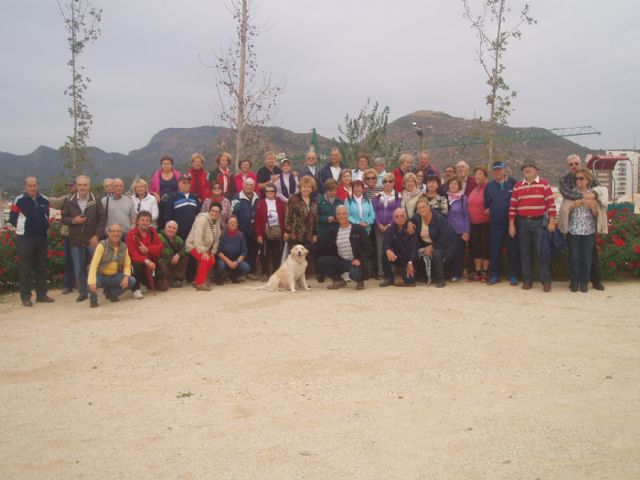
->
[445,177,470,282]
[374,157,387,186]
[131,178,159,226]
[425,175,448,215]
[352,154,370,182]
[255,182,287,281]
[467,166,491,282]
[345,179,375,231]
[185,202,222,291]
[233,159,258,195]
[415,170,427,194]
[336,169,353,202]
[274,158,299,202]
[401,172,423,218]
[567,168,599,292]
[317,179,343,240]
[201,180,232,226]
[158,220,189,288]
[150,155,181,229]
[373,172,402,279]
[364,168,383,201]
[215,216,251,284]
[188,152,211,200]
[209,152,235,198]
[456,160,477,196]
[393,153,415,192]
[285,176,319,247]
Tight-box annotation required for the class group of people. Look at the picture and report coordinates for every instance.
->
[9,148,608,307]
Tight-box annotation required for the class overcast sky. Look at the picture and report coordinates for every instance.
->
[1,0,638,155]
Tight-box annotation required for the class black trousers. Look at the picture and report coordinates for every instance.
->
[260,238,283,276]
[17,236,48,300]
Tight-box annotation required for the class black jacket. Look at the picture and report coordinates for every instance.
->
[383,223,418,263]
[410,210,458,260]
[311,223,372,263]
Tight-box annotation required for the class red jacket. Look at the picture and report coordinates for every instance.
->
[126,226,163,263]
[189,167,211,200]
[336,184,352,202]
[393,167,406,193]
[254,197,286,239]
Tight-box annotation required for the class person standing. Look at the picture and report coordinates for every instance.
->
[467,166,491,282]
[165,174,201,241]
[254,183,286,281]
[102,178,136,239]
[393,154,415,193]
[416,150,440,178]
[274,158,299,202]
[351,154,370,182]
[149,155,181,229]
[131,178,159,227]
[299,151,321,187]
[484,161,520,286]
[456,160,477,196]
[233,159,258,195]
[48,179,77,294]
[445,178,470,282]
[373,173,402,279]
[209,152,235,198]
[188,153,211,200]
[256,151,282,194]
[509,162,557,292]
[319,148,346,194]
[62,175,107,303]
[231,178,260,279]
[9,176,55,307]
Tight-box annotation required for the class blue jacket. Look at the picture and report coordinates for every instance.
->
[317,194,343,238]
[9,192,50,237]
[231,191,258,236]
[383,223,418,263]
[484,177,517,224]
[166,192,200,240]
[218,230,248,261]
[410,210,458,260]
[344,196,375,232]
[318,161,346,194]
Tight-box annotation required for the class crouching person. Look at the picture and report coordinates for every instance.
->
[313,205,371,290]
[185,202,222,291]
[126,211,164,298]
[215,216,251,284]
[87,224,135,307]
[380,208,418,287]
[158,220,189,288]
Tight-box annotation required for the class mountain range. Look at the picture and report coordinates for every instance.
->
[0,110,597,195]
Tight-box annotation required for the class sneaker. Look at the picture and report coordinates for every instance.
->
[22,298,33,307]
[133,290,144,299]
[90,298,98,308]
[467,272,480,282]
[379,279,393,287]
[487,276,500,285]
[509,276,519,286]
[341,272,351,282]
[76,294,88,302]
[580,284,588,293]
[592,282,605,291]
[196,283,212,291]
[140,285,148,294]
[246,273,260,281]
[570,283,578,292]
[356,281,365,290]
[450,276,460,283]
[327,279,347,290]
[36,295,55,303]
[479,271,488,283]
[62,287,73,295]
[435,281,446,288]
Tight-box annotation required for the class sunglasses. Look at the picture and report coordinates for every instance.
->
[569,162,579,167]
[265,189,276,193]
[383,180,394,184]
[576,177,586,181]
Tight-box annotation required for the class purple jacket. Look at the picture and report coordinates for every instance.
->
[447,195,470,235]
[373,191,402,226]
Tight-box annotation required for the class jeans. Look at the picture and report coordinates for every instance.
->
[215,259,250,280]
[245,233,258,273]
[517,217,550,284]
[63,236,75,289]
[91,273,136,302]
[17,235,48,300]
[316,256,364,282]
[567,233,595,287]
[70,245,95,297]
[381,255,416,284]
[374,227,387,278]
[488,222,521,279]
[446,235,466,279]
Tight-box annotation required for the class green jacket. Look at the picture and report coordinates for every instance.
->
[159,231,186,264]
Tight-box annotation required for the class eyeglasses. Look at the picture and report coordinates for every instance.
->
[569,162,579,166]
[365,176,376,180]
[212,186,222,189]
[575,177,586,181]
[265,190,276,193]
[383,180,394,184]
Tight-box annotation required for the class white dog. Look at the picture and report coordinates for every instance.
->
[263,244,311,293]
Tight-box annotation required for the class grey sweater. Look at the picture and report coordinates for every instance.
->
[102,195,136,234]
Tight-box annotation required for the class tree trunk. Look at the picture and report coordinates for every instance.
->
[71,1,79,176]
[487,0,505,166]
[234,0,248,172]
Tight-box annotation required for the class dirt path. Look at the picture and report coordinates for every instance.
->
[1,280,639,479]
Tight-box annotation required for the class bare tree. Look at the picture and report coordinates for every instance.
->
[58,0,102,176]
[462,0,536,163]
[208,0,282,171]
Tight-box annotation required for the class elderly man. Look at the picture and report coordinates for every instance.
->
[158,220,189,288]
[558,154,605,291]
[509,162,557,292]
[314,205,372,290]
[416,150,440,178]
[456,160,476,195]
[87,224,136,307]
[319,148,347,193]
[257,151,282,193]
[380,208,418,287]
[9,176,55,306]
[102,178,136,238]
[300,151,321,187]
[62,175,107,303]
[165,174,200,241]
[231,178,259,279]
[102,178,114,197]
[484,161,520,285]
[126,210,164,299]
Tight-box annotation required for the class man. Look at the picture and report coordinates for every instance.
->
[416,150,440,178]
[558,154,605,291]
[158,220,189,288]
[380,208,418,287]
[484,161,520,286]
[165,174,200,241]
[9,176,55,307]
[319,148,346,194]
[393,153,415,193]
[102,178,114,197]
[87,224,136,307]
[256,151,282,193]
[299,151,321,187]
[102,178,136,238]
[439,165,456,195]
[48,179,77,294]
[62,175,107,303]
[509,162,557,292]
[126,210,164,299]
[456,160,476,195]
[231,178,259,279]
[314,205,372,290]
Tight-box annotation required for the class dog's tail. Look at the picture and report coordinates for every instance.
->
[245,286,277,291]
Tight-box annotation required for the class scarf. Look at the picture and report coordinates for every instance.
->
[225,226,238,237]
[279,172,297,198]
[447,191,463,203]
[217,168,231,194]
[404,188,420,200]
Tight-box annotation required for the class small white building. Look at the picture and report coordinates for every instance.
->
[605,150,639,198]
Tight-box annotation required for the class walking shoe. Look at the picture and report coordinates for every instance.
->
[580,284,588,293]
[592,282,605,291]
[316,274,325,283]
[435,280,446,288]
[36,295,55,303]
[521,282,532,290]
[22,298,33,307]
[510,276,519,286]
[570,283,578,292]
[260,274,269,283]
[90,298,98,308]
[450,276,460,283]
[109,295,120,303]
[133,290,144,299]
[76,294,88,302]
[196,283,212,291]
[140,285,148,294]
[543,282,551,292]
[171,279,184,288]
[62,287,73,295]
[479,271,488,283]
[487,276,500,285]
[467,272,480,282]
[355,281,365,290]
[379,279,393,287]
[327,279,347,289]
[231,277,241,284]
[246,273,260,281]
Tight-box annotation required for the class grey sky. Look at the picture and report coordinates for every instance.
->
[1,0,638,155]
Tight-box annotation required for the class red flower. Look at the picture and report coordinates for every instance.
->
[614,238,626,247]
[608,261,616,268]
[634,245,640,255]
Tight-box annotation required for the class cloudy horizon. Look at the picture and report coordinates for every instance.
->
[1,0,638,156]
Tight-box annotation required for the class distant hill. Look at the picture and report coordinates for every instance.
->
[0,110,598,195]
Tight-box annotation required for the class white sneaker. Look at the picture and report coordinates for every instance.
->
[341,272,351,282]
[133,290,144,300]
[140,285,148,294]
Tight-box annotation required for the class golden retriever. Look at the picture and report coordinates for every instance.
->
[264,244,311,293]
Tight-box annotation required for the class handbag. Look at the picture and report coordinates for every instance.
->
[266,225,282,240]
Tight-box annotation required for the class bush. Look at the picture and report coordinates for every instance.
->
[596,207,640,280]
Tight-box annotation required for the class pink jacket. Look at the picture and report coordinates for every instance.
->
[150,168,181,195]
[467,183,490,224]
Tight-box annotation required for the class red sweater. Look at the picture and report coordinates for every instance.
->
[509,177,557,220]
[189,168,210,200]
[254,197,286,238]
[467,183,490,224]
[393,167,406,193]
[336,184,352,202]
[126,226,163,263]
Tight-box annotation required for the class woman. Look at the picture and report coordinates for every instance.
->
[567,168,599,293]
[393,153,414,192]
[274,158,299,202]
[336,169,353,202]
[352,154,370,182]
[345,180,375,232]
[285,176,319,247]
[255,183,287,281]
[209,152,235,198]
[201,181,232,226]
[467,166,490,282]
[363,168,383,201]
[150,155,181,229]
[233,159,258,195]
[445,177,470,282]
[373,172,402,279]
[185,202,222,291]
[188,153,211,200]
[215,216,251,284]
[317,179,343,240]
[131,178,159,226]
[374,158,387,186]
[415,170,427,194]
[424,175,448,215]
[401,172,424,218]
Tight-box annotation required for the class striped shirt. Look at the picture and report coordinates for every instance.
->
[336,225,354,261]
[509,176,556,220]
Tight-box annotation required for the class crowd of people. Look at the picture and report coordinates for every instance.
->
[9,148,609,307]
